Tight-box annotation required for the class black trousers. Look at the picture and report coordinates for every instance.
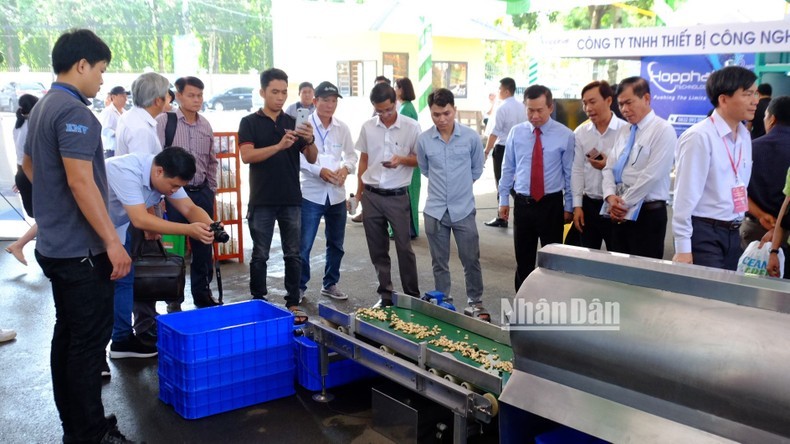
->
[580,195,612,250]
[609,205,667,259]
[513,192,564,292]
[165,185,216,303]
[15,165,33,217]
[492,144,505,199]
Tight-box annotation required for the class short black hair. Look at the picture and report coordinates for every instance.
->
[375,75,391,85]
[395,77,416,102]
[758,83,772,96]
[260,68,288,90]
[767,96,790,126]
[167,89,176,104]
[524,84,553,106]
[15,94,39,129]
[581,80,614,100]
[51,29,112,75]
[157,147,196,181]
[298,82,313,92]
[370,83,396,105]
[617,76,650,98]
[499,77,516,95]
[175,76,204,93]
[706,66,757,108]
[428,88,454,108]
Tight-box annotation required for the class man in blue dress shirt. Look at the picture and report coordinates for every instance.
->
[417,88,488,320]
[498,85,574,291]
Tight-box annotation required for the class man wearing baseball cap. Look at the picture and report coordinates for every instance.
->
[99,85,128,158]
[298,81,358,301]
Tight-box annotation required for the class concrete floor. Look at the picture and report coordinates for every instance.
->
[0,173,677,443]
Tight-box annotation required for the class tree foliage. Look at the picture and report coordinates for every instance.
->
[0,0,273,74]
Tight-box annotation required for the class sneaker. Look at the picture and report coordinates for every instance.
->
[109,334,158,359]
[99,427,137,444]
[0,328,16,343]
[351,212,363,223]
[321,285,348,300]
[299,289,306,304]
[166,302,182,313]
[101,359,111,378]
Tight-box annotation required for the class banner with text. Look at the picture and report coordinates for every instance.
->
[537,21,790,58]
[641,53,755,136]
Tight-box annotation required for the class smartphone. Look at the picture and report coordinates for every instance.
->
[295,108,310,128]
[586,148,604,161]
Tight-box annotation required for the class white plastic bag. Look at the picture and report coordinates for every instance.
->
[737,241,784,278]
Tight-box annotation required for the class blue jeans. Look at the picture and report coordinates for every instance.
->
[112,229,135,342]
[35,250,114,443]
[300,197,347,291]
[248,205,301,307]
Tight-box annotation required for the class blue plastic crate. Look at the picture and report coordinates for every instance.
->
[535,426,609,444]
[159,367,295,420]
[294,335,379,391]
[157,300,293,364]
[159,344,293,391]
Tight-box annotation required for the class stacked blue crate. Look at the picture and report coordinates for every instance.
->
[294,335,379,391]
[157,300,295,419]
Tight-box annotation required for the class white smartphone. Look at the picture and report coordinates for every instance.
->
[295,108,310,128]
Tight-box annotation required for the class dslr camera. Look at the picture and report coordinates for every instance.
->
[210,222,230,243]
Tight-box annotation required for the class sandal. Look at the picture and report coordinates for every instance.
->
[289,306,309,325]
[465,304,491,323]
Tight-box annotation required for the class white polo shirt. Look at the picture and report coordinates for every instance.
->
[356,113,420,190]
[115,106,162,156]
[672,109,752,253]
[100,105,123,153]
[571,113,627,206]
[300,113,358,206]
[491,96,526,146]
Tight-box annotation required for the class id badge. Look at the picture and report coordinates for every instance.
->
[732,183,748,213]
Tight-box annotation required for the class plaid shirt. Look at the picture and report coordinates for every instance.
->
[156,109,218,191]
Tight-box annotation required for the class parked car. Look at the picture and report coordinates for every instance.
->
[0,81,47,112]
[204,87,253,111]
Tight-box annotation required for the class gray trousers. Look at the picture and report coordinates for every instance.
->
[362,190,419,300]
[424,210,483,305]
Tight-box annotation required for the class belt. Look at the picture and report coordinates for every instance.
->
[185,180,208,192]
[515,191,561,204]
[364,184,408,196]
[641,200,666,211]
[692,216,742,230]
[583,195,603,203]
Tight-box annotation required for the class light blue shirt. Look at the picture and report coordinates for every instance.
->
[499,118,575,212]
[417,123,484,222]
[106,152,188,239]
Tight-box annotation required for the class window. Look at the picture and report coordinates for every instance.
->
[336,60,378,97]
[383,52,408,80]
[432,61,468,98]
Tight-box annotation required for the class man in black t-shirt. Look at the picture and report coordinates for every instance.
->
[750,83,772,139]
[239,68,317,324]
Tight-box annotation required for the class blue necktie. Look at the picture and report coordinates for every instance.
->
[613,124,637,184]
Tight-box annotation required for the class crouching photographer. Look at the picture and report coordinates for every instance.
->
[106,147,217,360]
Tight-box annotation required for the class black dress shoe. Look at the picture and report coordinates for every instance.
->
[193,295,221,308]
[485,218,508,228]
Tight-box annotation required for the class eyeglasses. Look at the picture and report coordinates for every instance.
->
[374,105,396,116]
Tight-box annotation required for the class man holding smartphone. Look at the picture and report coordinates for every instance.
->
[239,68,317,324]
[355,82,421,307]
[571,80,626,249]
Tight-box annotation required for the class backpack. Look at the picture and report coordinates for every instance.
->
[164,112,177,148]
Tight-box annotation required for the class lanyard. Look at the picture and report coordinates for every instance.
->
[50,84,81,101]
[311,115,329,149]
[709,116,741,182]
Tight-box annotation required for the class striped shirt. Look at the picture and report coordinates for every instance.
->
[156,109,218,191]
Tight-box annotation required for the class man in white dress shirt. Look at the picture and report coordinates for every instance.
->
[355,82,421,307]
[602,76,676,259]
[484,77,526,228]
[571,80,626,249]
[115,73,169,156]
[99,85,127,158]
[298,81,358,301]
[672,66,758,270]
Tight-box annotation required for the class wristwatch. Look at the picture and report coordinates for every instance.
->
[770,248,780,255]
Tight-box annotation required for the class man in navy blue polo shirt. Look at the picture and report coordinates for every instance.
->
[22,29,135,444]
